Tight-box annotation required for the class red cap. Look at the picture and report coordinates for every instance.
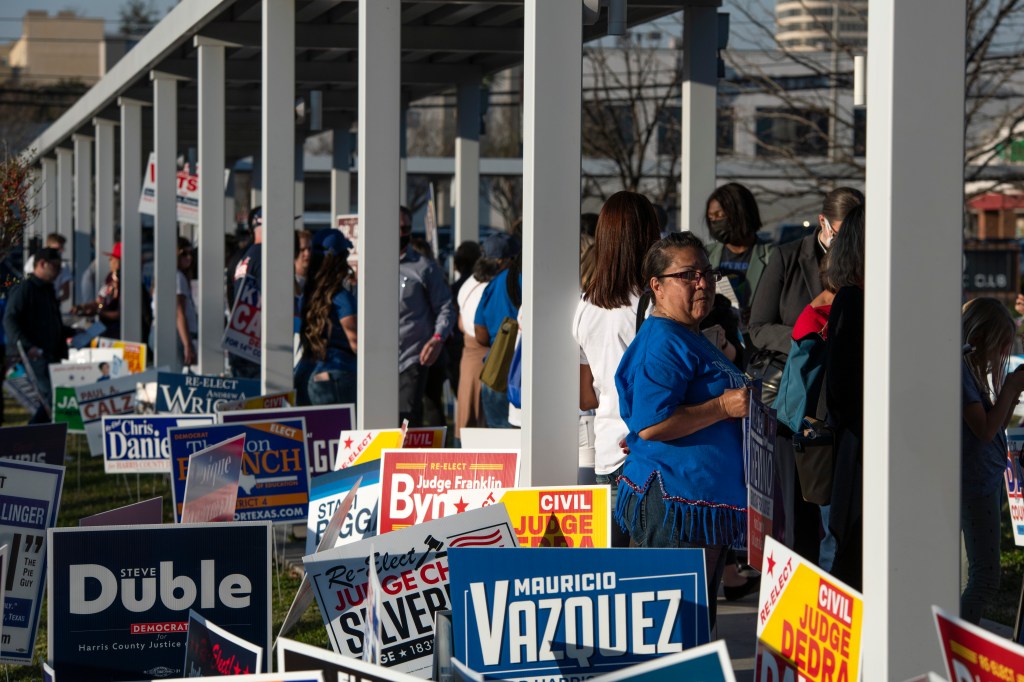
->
[104,242,123,260]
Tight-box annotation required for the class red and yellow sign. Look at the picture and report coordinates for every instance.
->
[216,391,295,412]
[934,605,1024,682]
[756,536,862,682]
[335,428,405,469]
[91,338,148,374]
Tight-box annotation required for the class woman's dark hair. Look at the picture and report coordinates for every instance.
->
[641,231,709,284]
[301,251,354,362]
[454,241,481,278]
[471,257,505,283]
[821,187,864,225]
[704,182,762,241]
[583,191,662,309]
[821,203,865,292]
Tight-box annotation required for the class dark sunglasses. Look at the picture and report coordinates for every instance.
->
[658,269,722,284]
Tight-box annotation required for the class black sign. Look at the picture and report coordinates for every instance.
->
[963,247,1019,293]
[0,423,67,466]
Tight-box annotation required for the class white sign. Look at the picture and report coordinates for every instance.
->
[137,152,199,224]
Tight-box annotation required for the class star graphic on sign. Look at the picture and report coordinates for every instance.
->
[399,649,407,658]
[765,552,776,577]
[453,497,469,513]
[344,437,354,450]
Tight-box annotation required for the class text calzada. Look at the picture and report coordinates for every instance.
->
[169,419,311,524]
[303,504,519,677]
[47,521,271,681]
[76,370,160,455]
[378,449,520,533]
[221,404,354,476]
[449,547,709,682]
[103,415,215,474]
[155,372,261,415]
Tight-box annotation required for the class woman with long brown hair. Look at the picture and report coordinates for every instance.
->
[572,191,662,547]
[300,232,358,406]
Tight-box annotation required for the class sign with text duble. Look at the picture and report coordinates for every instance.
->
[0,460,63,666]
[47,522,272,681]
[303,504,519,677]
[449,547,711,682]
[755,535,863,682]
[156,372,261,414]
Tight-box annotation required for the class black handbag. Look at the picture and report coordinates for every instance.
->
[745,349,788,407]
[792,417,835,506]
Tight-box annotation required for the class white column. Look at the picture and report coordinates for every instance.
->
[39,157,57,238]
[56,147,73,311]
[331,126,352,220]
[357,0,400,428]
[261,0,295,392]
[295,140,305,230]
[93,119,116,287]
[196,37,227,376]
[679,6,717,238]
[152,71,180,370]
[861,0,965,678]
[72,134,93,305]
[119,98,144,344]
[521,0,581,486]
[398,106,408,206]
[455,80,481,246]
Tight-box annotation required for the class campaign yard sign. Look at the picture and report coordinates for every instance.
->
[216,391,294,412]
[169,674,324,682]
[51,357,127,432]
[0,460,64,665]
[183,609,262,676]
[1007,429,1024,547]
[223,276,261,363]
[48,522,272,681]
[934,605,1024,682]
[138,151,199,224]
[77,370,161,456]
[277,637,424,681]
[438,486,611,548]
[0,423,67,466]
[756,535,863,682]
[403,427,447,449]
[746,396,777,573]
[170,420,310,524]
[303,504,519,676]
[102,415,215,474]
[220,404,354,476]
[181,436,246,524]
[378,450,520,533]
[306,461,380,555]
[91,337,148,374]
[156,373,261,414]
[336,429,406,470]
[80,497,163,526]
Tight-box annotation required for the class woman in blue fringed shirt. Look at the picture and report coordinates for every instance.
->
[615,231,750,628]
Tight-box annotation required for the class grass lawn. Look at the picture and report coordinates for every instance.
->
[0,397,330,679]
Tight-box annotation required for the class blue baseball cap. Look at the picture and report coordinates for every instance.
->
[314,229,353,257]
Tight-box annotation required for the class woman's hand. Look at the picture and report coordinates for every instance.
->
[810,289,835,308]
[718,386,750,419]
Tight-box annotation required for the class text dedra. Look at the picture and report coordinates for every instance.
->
[470,580,683,667]
[68,561,251,614]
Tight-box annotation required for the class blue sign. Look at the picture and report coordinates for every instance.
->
[0,460,63,665]
[102,415,215,474]
[305,460,380,555]
[169,419,311,524]
[47,522,272,681]
[220,404,354,476]
[448,548,709,681]
[155,373,261,414]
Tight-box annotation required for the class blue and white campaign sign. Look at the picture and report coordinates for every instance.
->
[155,372,261,414]
[183,609,262,676]
[102,414,215,474]
[0,423,67,466]
[222,275,261,363]
[303,504,519,677]
[77,369,161,456]
[448,547,710,682]
[0,460,63,665]
[169,420,311,524]
[220,404,355,476]
[47,521,272,681]
[306,460,380,555]
[277,637,423,681]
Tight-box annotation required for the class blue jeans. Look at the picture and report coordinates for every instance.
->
[595,465,630,548]
[480,383,510,429]
[819,505,837,572]
[293,361,314,406]
[961,487,1002,624]
[307,368,357,407]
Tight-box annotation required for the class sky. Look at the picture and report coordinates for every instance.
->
[0,0,177,36]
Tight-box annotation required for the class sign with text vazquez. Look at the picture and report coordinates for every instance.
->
[170,419,311,524]
[102,415,215,474]
[378,449,520,533]
[0,460,63,666]
[156,373,261,414]
[48,522,272,681]
[449,547,710,682]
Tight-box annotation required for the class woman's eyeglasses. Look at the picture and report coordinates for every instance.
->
[658,269,722,284]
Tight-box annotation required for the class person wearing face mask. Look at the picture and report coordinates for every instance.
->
[746,186,863,566]
[704,183,772,332]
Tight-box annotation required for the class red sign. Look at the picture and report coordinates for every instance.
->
[377,449,520,533]
[934,605,1024,681]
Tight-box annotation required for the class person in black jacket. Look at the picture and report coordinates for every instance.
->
[4,248,72,422]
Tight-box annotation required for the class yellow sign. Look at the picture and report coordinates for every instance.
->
[756,536,862,682]
[336,429,405,469]
[91,337,147,374]
[216,391,295,412]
